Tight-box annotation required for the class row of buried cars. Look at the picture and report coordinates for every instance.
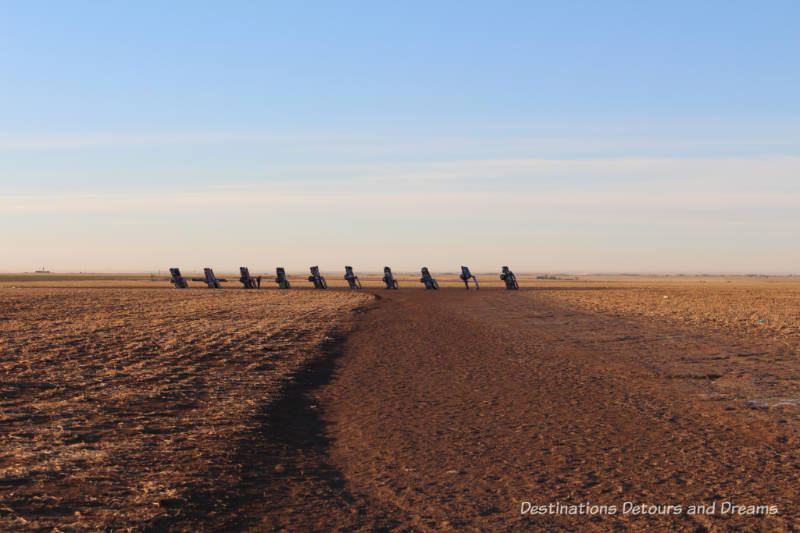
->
[168,266,519,290]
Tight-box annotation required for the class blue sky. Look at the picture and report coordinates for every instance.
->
[2,1,799,273]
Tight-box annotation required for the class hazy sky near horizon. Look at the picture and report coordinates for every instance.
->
[2,1,800,273]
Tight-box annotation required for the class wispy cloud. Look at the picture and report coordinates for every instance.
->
[3,155,799,214]
[344,156,800,188]
[3,189,798,215]
[0,132,291,150]
[2,130,799,159]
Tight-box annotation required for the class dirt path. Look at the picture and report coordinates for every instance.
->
[247,289,798,532]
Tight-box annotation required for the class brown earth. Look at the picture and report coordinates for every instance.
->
[0,287,369,531]
[241,288,799,532]
[2,283,799,531]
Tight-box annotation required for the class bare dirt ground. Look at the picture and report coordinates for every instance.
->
[1,279,799,531]
[0,287,368,530]
[536,280,800,342]
[254,288,799,532]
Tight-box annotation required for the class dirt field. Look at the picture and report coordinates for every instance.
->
[536,279,800,342]
[1,278,799,531]
[0,287,369,530]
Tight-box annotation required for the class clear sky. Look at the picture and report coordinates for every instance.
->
[2,1,799,273]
